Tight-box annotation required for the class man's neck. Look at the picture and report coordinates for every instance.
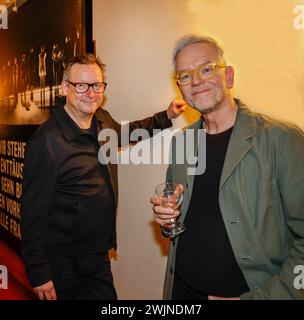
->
[201,98,238,134]
[64,105,93,129]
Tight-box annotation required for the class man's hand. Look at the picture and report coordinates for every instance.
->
[166,99,187,119]
[208,295,240,300]
[150,184,183,225]
[33,280,57,300]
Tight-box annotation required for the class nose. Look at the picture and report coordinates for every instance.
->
[85,86,96,97]
[192,70,205,86]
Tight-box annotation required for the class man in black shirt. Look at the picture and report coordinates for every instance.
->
[21,53,186,300]
[151,35,304,300]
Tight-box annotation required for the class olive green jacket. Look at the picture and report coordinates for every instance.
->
[163,100,304,300]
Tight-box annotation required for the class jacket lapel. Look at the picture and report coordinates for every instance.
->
[220,103,257,187]
[184,118,204,198]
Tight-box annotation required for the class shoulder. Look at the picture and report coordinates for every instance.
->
[95,108,114,122]
[177,117,203,138]
[95,108,119,130]
[254,111,303,142]
[168,118,202,153]
[26,116,59,151]
[239,103,304,149]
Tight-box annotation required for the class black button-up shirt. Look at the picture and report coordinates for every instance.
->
[21,106,116,286]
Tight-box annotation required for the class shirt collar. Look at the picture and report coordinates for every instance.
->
[55,105,101,142]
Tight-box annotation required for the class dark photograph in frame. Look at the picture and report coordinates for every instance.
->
[0,0,93,126]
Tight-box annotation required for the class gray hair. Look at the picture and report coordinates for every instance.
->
[172,34,226,70]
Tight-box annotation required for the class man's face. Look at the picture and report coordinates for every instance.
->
[62,63,104,117]
[175,42,234,114]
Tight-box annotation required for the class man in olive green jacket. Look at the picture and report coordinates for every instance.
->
[152,35,304,300]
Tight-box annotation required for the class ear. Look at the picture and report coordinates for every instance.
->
[61,80,69,96]
[225,66,234,89]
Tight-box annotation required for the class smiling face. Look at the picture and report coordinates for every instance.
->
[62,63,104,119]
[175,42,234,114]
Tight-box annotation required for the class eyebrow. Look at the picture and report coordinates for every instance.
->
[176,61,214,73]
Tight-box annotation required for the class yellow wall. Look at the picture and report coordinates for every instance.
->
[186,0,304,126]
[93,0,304,299]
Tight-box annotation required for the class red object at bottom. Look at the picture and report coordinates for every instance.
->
[0,240,36,300]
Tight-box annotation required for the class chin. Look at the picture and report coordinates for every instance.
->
[81,102,100,112]
[194,96,224,114]
[193,101,218,114]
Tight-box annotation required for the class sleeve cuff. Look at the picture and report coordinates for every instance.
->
[157,110,172,129]
[26,262,52,288]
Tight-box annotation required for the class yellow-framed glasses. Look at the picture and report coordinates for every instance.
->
[175,62,226,86]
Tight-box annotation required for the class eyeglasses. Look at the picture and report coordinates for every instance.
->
[175,62,226,86]
[66,81,107,94]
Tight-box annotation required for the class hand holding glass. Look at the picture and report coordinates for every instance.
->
[155,183,185,237]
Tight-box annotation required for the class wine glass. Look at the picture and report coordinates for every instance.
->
[155,182,185,237]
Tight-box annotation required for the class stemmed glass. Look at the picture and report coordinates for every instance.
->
[155,182,185,237]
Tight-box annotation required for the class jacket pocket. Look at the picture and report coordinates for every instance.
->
[242,179,287,264]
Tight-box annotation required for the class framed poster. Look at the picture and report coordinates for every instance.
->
[0,0,92,252]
